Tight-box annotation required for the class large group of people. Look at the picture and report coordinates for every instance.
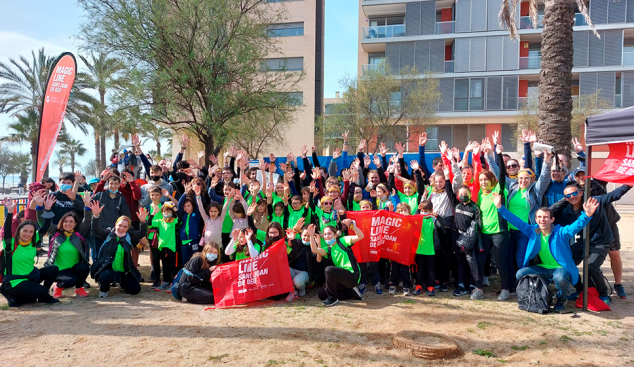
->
[0,130,629,313]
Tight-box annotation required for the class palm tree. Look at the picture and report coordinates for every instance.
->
[52,151,69,177]
[499,0,594,158]
[61,139,87,173]
[0,48,94,132]
[79,53,127,168]
[142,123,173,158]
[2,109,39,178]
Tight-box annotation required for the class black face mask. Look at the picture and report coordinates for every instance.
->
[459,195,470,203]
[150,175,161,182]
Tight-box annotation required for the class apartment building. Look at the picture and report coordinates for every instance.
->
[358,0,634,167]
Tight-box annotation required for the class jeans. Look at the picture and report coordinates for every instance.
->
[56,263,90,288]
[516,266,571,300]
[482,232,511,290]
[360,262,381,286]
[452,229,472,289]
[180,239,200,267]
[290,268,309,292]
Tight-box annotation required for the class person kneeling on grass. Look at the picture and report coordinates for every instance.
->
[308,219,365,307]
[492,193,598,313]
[179,242,221,304]
[89,201,148,298]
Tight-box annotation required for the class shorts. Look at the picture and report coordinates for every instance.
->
[609,223,621,252]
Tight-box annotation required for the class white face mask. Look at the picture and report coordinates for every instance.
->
[206,253,218,262]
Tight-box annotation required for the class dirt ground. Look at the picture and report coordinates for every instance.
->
[1,217,634,367]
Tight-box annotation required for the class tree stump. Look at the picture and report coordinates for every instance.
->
[393,330,461,360]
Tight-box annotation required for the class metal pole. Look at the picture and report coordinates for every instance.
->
[582,145,592,312]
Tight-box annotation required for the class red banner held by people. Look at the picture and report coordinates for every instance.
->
[347,211,424,265]
[36,52,77,182]
[590,142,634,185]
[211,239,293,308]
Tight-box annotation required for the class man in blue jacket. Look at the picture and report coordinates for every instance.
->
[492,193,599,313]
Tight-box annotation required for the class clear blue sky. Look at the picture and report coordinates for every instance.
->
[0,0,358,176]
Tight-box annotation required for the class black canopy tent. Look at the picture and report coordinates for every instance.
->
[582,106,634,310]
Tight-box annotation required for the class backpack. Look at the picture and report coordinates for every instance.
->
[517,274,553,314]
[171,266,202,300]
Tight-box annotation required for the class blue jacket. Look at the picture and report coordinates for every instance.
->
[497,206,591,285]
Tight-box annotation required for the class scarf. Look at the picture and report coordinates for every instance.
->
[18,239,31,246]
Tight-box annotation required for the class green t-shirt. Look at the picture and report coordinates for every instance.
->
[234,241,262,261]
[271,212,285,226]
[7,242,36,287]
[538,233,561,269]
[222,198,234,233]
[508,188,530,231]
[478,184,501,234]
[316,207,337,228]
[321,237,360,281]
[417,216,435,255]
[55,237,80,271]
[113,244,125,272]
[397,192,418,214]
[351,201,361,212]
[245,191,265,206]
[148,203,163,240]
[288,207,305,230]
[271,192,284,206]
[152,217,179,252]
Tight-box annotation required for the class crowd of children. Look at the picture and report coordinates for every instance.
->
[0,130,630,312]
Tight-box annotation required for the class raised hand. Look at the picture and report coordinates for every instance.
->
[82,192,93,207]
[74,170,82,180]
[419,132,427,146]
[342,130,349,143]
[247,203,257,216]
[358,139,367,153]
[131,134,141,147]
[197,150,205,160]
[472,142,481,156]
[209,154,218,165]
[123,171,135,183]
[364,154,371,167]
[379,142,388,156]
[341,169,351,181]
[307,224,315,236]
[231,229,240,241]
[3,198,16,213]
[492,131,499,146]
[295,217,305,229]
[311,167,320,180]
[181,134,190,148]
[161,188,171,198]
[279,162,287,173]
[285,228,295,240]
[228,146,238,157]
[312,146,316,153]
[528,130,537,143]
[245,228,254,242]
[495,144,504,155]
[373,154,382,168]
[572,137,583,153]
[452,147,460,162]
[65,188,77,201]
[369,189,377,198]
[351,169,359,183]
[439,140,448,155]
[309,180,317,193]
[394,142,405,155]
[332,147,341,160]
[521,129,530,143]
[88,200,104,216]
[584,197,599,217]
[137,207,149,223]
[33,190,46,207]
[410,160,420,172]
[543,149,553,163]
[301,144,308,158]
[286,152,295,165]
[492,192,503,209]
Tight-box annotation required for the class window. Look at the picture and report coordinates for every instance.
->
[268,22,304,37]
[454,78,483,111]
[282,92,303,106]
[501,124,518,152]
[261,57,303,71]
[425,125,453,151]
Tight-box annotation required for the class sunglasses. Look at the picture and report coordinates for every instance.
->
[193,183,202,186]
[322,202,333,205]
[552,169,564,173]
[565,191,579,199]
[506,164,519,169]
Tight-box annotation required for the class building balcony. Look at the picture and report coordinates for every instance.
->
[435,21,455,35]
[362,25,406,40]
[444,60,454,73]
[361,63,384,74]
[519,56,541,69]
[519,13,587,30]
[624,51,634,65]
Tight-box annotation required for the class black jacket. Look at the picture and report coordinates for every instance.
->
[550,185,630,247]
[179,256,213,292]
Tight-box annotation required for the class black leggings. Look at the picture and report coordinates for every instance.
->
[97,268,141,294]
[452,230,472,289]
[221,232,232,263]
[414,254,435,289]
[481,232,511,290]
[390,262,411,288]
[436,226,455,284]
[151,247,177,283]
[57,263,90,289]
[3,266,59,304]
[321,266,358,301]
[181,284,214,304]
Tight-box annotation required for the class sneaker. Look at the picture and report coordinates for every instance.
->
[615,284,627,299]
[156,282,170,291]
[554,299,567,313]
[43,296,60,304]
[509,288,517,296]
[181,297,188,303]
[357,283,367,295]
[388,286,396,295]
[148,271,156,282]
[323,298,339,307]
[470,288,484,300]
[439,283,449,292]
[52,285,63,299]
[482,277,490,287]
[375,283,383,295]
[352,286,365,300]
[567,291,580,301]
[403,288,411,296]
[285,291,295,302]
[298,288,306,297]
[99,291,109,298]
[75,288,89,298]
[453,286,468,297]
[469,285,476,293]
[498,289,510,301]
[427,287,436,296]
[413,285,423,296]
[151,281,161,289]
[599,296,611,305]
[83,281,91,289]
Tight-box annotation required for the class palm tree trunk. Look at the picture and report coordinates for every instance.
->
[538,0,575,159]
[114,129,120,151]
[70,154,76,173]
[100,135,107,171]
[157,142,161,158]
[94,132,101,170]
